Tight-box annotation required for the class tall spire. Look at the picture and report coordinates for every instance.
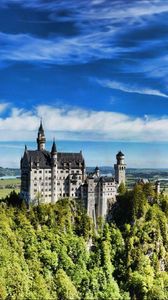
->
[51,138,57,154]
[39,118,44,134]
[37,119,46,150]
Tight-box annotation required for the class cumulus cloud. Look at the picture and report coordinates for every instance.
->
[96,79,168,98]
[0,103,168,142]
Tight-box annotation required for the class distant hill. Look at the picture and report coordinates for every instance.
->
[86,167,168,190]
[87,166,168,176]
[0,167,20,177]
[1,165,168,180]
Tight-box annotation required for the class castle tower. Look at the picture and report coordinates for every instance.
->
[37,120,46,150]
[51,140,57,203]
[95,166,100,177]
[155,180,160,195]
[114,151,126,185]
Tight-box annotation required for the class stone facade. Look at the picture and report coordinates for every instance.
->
[20,122,126,221]
[20,122,85,204]
[81,169,117,223]
[81,152,126,221]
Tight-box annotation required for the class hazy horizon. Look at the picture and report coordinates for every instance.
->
[1,139,168,169]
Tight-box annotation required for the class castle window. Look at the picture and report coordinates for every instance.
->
[39,170,42,173]
[34,170,37,173]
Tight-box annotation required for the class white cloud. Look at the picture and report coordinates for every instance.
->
[1,0,168,21]
[0,102,9,113]
[96,79,168,98]
[0,31,121,64]
[0,104,168,142]
[1,1,167,66]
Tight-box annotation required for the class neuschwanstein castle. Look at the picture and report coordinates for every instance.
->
[20,122,126,221]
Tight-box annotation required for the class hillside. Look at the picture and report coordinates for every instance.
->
[0,184,168,300]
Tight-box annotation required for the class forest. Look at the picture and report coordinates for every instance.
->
[0,183,168,300]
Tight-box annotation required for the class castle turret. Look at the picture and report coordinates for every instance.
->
[114,151,126,185]
[37,120,46,150]
[51,140,57,203]
[95,166,100,177]
[155,180,160,195]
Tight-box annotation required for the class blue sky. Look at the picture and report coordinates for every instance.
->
[1,0,168,168]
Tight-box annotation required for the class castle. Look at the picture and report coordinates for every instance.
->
[20,122,126,221]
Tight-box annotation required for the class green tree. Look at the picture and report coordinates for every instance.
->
[56,269,79,300]
[118,182,126,195]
